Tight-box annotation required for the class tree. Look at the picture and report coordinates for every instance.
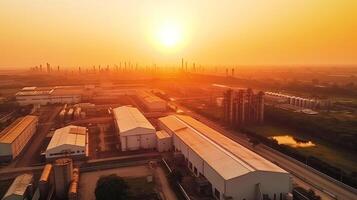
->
[95,174,129,200]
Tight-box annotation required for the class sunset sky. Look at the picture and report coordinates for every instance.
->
[0,0,356,69]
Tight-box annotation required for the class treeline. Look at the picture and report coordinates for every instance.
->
[265,106,357,151]
[241,128,357,189]
[283,82,357,98]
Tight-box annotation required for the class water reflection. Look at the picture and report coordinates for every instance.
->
[270,135,316,148]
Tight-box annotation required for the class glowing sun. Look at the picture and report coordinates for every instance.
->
[156,23,183,48]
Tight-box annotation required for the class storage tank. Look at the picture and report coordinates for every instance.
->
[291,97,296,105]
[59,109,66,122]
[67,108,74,121]
[54,158,73,199]
[39,164,53,200]
[305,99,311,108]
[68,168,80,200]
[74,107,81,120]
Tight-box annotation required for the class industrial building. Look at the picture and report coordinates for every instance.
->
[136,90,167,112]
[2,173,34,200]
[113,106,156,151]
[45,125,88,160]
[158,115,292,200]
[156,130,172,152]
[223,88,264,127]
[0,115,38,162]
[15,86,86,106]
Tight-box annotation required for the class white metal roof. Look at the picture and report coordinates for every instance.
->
[158,115,287,180]
[113,106,155,134]
[46,125,86,151]
[3,173,33,199]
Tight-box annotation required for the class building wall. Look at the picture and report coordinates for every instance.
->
[16,95,81,106]
[120,129,156,151]
[173,133,226,200]
[225,171,291,200]
[46,145,86,159]
[16,95,51,105]
[140,134,156,149]
[0,117,38,161]
[157,137,172,152]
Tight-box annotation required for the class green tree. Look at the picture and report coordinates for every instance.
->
[95,174,129,200]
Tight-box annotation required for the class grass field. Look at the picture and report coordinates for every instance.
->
[247,124,357,173]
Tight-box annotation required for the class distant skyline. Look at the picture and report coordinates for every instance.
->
[0,0,357,69]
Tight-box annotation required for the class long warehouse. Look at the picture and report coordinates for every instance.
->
[113,106,156,151]
[0,115,38,162]
[158,115,292,200]
[45,125,88,160]
[136,90,167,112]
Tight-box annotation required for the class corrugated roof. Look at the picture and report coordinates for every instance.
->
[156,130,171,139]
[15,90,53,96]
[0,115,38,144]
[158,115,287,180]
[175,115,286,173]
[175,128,250,179]
[158,115,187,132]
[46,125,86,151]
[136,90,165,104]
[3,173,33,198]
[113,106,155,134]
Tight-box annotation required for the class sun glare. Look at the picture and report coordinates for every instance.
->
[156,23,183,49]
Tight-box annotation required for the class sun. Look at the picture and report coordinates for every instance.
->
[156,23,183,48]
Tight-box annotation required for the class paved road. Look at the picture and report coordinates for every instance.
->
[155,167,178,200]
[174,103,357,200]
[15,105,62,167]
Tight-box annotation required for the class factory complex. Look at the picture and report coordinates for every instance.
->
[0,84,297,200]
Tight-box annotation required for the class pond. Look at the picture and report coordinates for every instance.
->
[270,135,316,148]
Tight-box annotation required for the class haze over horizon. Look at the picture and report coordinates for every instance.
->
[1,0,357,69]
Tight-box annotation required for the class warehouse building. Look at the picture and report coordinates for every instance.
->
[158,115,292,200]
[0,115,38,162]
[136,90,167,112]
[45,125,88,160]
[15,86,84,106]
[156,130,172,152]
[113,106,156,151]
[2,173,34,200]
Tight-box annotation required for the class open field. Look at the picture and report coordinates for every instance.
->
[247,124,357,173]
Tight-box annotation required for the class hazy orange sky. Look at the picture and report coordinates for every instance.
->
[0,0,356,69]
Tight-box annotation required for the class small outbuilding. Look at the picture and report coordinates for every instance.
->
[113,106,156,151]
[2,173,34,200]
[156,130,172,152]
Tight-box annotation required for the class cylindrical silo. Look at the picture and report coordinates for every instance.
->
[54,158,73,200]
